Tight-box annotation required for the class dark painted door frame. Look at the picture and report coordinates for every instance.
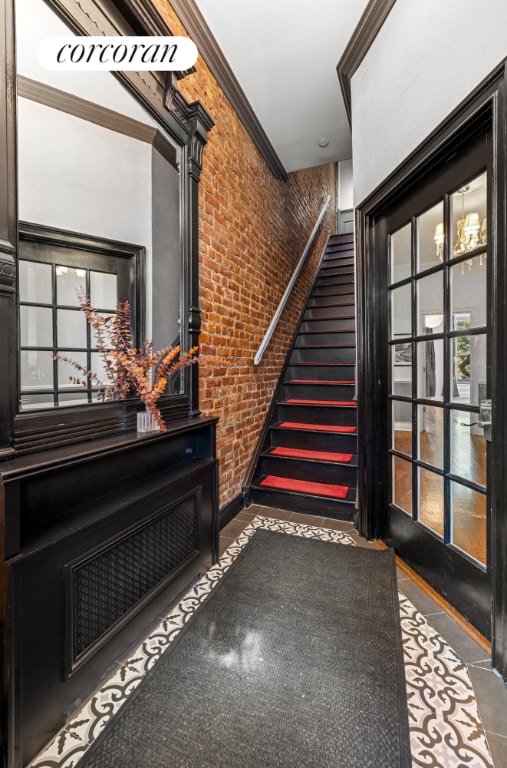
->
[355,60,507,679]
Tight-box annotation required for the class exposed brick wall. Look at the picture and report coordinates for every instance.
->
[154,0,337,509]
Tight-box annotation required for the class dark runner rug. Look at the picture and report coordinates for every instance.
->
[79,529,411,768]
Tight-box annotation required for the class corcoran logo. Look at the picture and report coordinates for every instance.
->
[37,36,198,71]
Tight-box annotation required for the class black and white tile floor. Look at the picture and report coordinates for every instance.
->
[27,506,507,768]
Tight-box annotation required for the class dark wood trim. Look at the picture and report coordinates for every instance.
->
[490,60,507,684]
[337,0,397,123]
[18,76,179,170]
[355,61,507,677]
[219,493,244,529]
[169,0,288,181]
[0,0,17,458]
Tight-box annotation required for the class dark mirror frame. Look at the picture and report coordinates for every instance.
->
[0,0,214,458]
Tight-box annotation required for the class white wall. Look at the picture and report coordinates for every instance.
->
[337,159,353,210]
[351,0,507,204]
[18,99,152,246]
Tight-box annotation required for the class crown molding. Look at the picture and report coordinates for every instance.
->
[18,76,179,168]
[170,0,288,181]
[337,0,397,124]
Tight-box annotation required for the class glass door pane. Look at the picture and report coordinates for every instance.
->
[389,168,489,570]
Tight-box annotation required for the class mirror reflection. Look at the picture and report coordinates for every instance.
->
[389,223,411,284]
[417,201,444,271]
[392,455,412,515]
[16,0,182,411]
[451,173,487,258]
[418,467,444,537]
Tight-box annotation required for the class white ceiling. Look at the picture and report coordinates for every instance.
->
[193,0,370,173]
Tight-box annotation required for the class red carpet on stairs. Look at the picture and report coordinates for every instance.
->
[286,399,355,406]
[260,475,349,499]
[280,421,356,433]
[270,446,353,463]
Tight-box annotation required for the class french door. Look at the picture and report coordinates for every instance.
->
[384,134,492,637]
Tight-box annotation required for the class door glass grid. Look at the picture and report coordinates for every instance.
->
[388,172,488,566]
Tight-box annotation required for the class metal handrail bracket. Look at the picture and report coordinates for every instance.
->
[254,194,331,366]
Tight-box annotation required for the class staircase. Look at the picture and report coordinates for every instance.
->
[249,233,357,520]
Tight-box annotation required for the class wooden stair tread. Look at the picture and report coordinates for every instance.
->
[269,446,353,463]
[277,421,356,433]
[259,475,349,500]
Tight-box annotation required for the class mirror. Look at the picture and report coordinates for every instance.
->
[16,0,182,411]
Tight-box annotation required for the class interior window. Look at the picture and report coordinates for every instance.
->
[18,227,143,411]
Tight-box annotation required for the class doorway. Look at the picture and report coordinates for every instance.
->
[355,84,507,653]
[386,138,491,637]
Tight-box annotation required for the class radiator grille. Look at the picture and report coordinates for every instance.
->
[70,496,198,663]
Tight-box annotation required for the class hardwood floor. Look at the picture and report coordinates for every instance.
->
[393,404,487,564]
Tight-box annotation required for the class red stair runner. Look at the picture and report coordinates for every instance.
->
[270,446,353,463]
[260,475,349,499]
[286,398,355,406]
[279,421,356,433]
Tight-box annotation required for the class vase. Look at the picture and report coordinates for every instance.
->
[136,408,160,434]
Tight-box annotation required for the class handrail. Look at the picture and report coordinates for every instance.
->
[254,195,331,366]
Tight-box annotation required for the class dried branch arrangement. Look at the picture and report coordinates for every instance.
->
[55,291,199,432]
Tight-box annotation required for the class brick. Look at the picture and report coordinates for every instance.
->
[153,0,337,507]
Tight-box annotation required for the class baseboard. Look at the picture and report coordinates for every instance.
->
[219,493,244,529]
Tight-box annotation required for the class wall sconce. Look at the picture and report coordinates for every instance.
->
[434,223,444,261]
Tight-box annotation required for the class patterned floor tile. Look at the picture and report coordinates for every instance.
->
[27,515,494,768]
